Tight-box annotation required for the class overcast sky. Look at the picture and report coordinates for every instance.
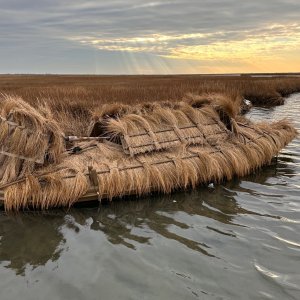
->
[1,0,300,74]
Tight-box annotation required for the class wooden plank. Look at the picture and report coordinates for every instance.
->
[0,186,138,208]
[126,122,218,137]
[0,189,101,208]
[0,149,44,164]
[0,190,4,207]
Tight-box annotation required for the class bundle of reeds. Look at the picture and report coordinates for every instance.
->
[0,95,297,211]
[0,95,65,185]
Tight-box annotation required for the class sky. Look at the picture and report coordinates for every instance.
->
[1,0,300,74]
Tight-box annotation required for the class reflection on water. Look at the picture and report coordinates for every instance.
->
[0,213,65,275]
[0,94,300,300]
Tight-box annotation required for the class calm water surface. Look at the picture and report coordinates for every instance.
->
[0,94,299,300]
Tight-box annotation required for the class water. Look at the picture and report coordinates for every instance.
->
[0,94,299,300]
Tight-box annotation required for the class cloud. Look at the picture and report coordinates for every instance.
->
[0,0,300,73]
[71,23,300,60]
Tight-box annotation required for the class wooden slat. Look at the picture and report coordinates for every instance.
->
[0,188,101,208]
[0,190,4,207]
[0,149,44,164]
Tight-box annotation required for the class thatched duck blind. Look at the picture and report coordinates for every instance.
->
[0,94,297,211]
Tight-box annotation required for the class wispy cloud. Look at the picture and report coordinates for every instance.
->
[1,0,300,73]
[71,23,300,60]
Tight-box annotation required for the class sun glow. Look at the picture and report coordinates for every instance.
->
[70,23,300,72]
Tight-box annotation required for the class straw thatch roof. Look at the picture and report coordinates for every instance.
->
[0,94,297,211]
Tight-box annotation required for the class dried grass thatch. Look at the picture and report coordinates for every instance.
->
[89,93,242,156]
[0,95,297,211]
[0,95,65,185]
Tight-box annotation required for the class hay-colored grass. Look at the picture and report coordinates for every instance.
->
[0,95,65,185]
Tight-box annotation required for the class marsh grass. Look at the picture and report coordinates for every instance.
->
[1,75,300,108]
